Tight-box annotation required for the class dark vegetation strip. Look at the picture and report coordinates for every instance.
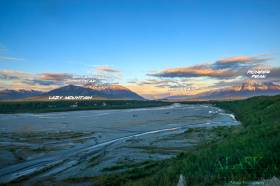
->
[0,100,171,114]
[88,95,280,186]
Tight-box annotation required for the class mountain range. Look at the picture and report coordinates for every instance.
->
[0,84,144,101]
[1,82,280,101]
[165,82,280,101]
[0,89,44,100]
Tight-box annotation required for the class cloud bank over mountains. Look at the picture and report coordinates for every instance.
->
[150,55,271,79]
[130,55,280,98]
[0,55,279,99]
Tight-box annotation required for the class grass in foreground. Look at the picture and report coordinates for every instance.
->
[86,95,280,186]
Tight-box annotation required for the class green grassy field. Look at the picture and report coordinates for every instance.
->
[86,95,280,186]
[0,100,171,114]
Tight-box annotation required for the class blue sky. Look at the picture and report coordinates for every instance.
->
[0,0,280,97]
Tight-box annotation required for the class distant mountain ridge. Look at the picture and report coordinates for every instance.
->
[166,82,280,101]
[0,89,43,100]
[0,85,144,100]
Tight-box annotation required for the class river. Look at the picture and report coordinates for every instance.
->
[0,103,239,184]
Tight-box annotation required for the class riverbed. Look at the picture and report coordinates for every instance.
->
[0,103,239,184]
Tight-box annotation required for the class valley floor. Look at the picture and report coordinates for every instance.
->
[0,95,279,185]
[0,104,238,185]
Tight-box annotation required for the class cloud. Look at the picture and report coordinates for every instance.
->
[0,56,24,62]
[39,73,73,81]
[127,77,216,98]
[0,43,24,61]
[0,43,7,51]
[135,79,193,89]
[261,67,280,83]
[0,70,72,91]
[216,56,268,64]
[0,70,30,80]
[150,55,271,79]
[95,66,120,73]
[150,65,236,78]
[0,69,120,91]
[213,56,270,69]
[86,66,122,85]
[268,67,280,78]
[141,55,280,98]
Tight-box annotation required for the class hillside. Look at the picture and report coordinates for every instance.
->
[0,84,144,101]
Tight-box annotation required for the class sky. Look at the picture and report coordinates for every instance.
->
[0,0,280,98]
